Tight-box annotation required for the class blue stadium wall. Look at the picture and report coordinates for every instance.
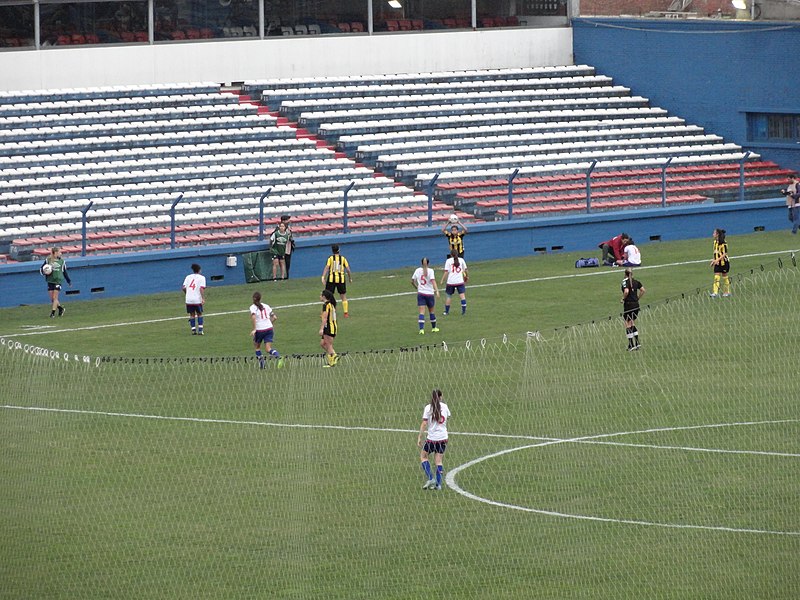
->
[572,17,800,173]
[0,200,786,309]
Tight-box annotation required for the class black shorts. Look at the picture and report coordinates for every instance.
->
[714,264,730,274]
[622,306,639,321]
[325,281,346,295]
[423,439,448,454]
[47,283,62,291]
[321,329,336,339]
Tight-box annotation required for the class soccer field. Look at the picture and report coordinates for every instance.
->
[2,232,799,599]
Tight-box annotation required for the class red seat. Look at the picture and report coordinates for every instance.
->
[385,20,399,31]
[350,22,364,32]
[337,22,351,32]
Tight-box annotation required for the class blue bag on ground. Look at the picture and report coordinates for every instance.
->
[575,257,600,268]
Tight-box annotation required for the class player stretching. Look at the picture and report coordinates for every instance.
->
[181,263,206,335]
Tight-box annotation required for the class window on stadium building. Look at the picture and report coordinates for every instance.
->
[39,0,148,45]
[0,2,35,48]
[747,113,800,144]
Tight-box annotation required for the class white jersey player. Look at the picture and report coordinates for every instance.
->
[181,263,206,335]
[411,257,440,335]
[418,389,451,491]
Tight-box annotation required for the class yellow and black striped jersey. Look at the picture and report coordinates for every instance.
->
[445,231,465,255]
[324,255,350,284]
[322,301,337,335]
[713,241,728,267]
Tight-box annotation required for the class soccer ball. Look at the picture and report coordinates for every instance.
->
[448,214,459,224]
[42,263,53,275]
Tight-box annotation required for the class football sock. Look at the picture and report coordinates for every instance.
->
[189,317,196,332]
[197,316,204,332]
[626,327,635,348]
[418,315,425,330]
[255,349,265,369]
[712,274,720,295]
[50,310,55,318]
[421,460,433,480]
[436,465,443,486]
[444,304,450,315]
[343,300,349,314]
[722,276,730,294]
[632,326,639,346]
[430,313,436,328]
[461,299,467,314]
[270,349,280,359]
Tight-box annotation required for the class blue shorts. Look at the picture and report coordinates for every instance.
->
[186,304,203,314]
[417,293,435,309]
[423,439,448,454]
[254,328,274,344]
[445,284,465,296]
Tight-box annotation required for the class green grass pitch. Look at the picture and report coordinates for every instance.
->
[1,231,799,599]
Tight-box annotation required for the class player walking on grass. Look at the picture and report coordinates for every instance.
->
[418,389,450,491]
[319,289,338,367]
[41,247,71,318]
[322,244,353,317]
[249,291,284,369]
[621,269,645,351]
[411,257,440,335]
[441,249,468,315]
[710,228,731,298]
[181,263,206,335]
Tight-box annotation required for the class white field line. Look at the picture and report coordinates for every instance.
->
[3,249,797,338]
[3,404,799,534]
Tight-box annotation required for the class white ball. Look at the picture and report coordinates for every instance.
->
[42,263,53,275]
[448,214,459,223]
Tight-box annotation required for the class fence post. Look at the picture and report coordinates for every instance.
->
[507,168,519,221]
[661,157,674,208]
[80,201,93,257]
[342,181,355,234]
[426,173,440,228]
[258,188,272,242]
[585,160,597,213]
[739,151,751,203]
[170,193,184,250]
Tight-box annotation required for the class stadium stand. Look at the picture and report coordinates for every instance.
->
[1,65,790,260]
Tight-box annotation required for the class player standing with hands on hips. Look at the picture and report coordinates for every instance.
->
[621,269,645,351]
[181,263,206,335]
[41,247,71,318]
[418,389,451,490]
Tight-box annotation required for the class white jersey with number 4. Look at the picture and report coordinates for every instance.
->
[413,267,436,295]
[182,274,206,304]
[444,257,467,285]
[250,303,274,331]
[422,402,451,441]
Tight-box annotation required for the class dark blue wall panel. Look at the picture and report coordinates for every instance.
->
[572,18,800,172]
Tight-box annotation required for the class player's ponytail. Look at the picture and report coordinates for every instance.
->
[430,389,442,424]
[252,291,264,311]
[421,257,430,280]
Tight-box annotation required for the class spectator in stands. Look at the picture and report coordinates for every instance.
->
[616,238,642,267]
[181,263,206,334]
[621,269,645,351]
[442,219,468,259]
[598,233,630,266]
[418,389,450,491]
[710,228,731,298]
[272,215,295,277]
[782,175,800,235]
[411,257,440,335]
[249,291,284,369]
[269,221,291,280]
[41,247,71,318]
[321,244,352,317]
[440,249,468,316]
[319,289,338,367]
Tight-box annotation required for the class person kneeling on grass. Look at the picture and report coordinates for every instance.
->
[616,238,642,267]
